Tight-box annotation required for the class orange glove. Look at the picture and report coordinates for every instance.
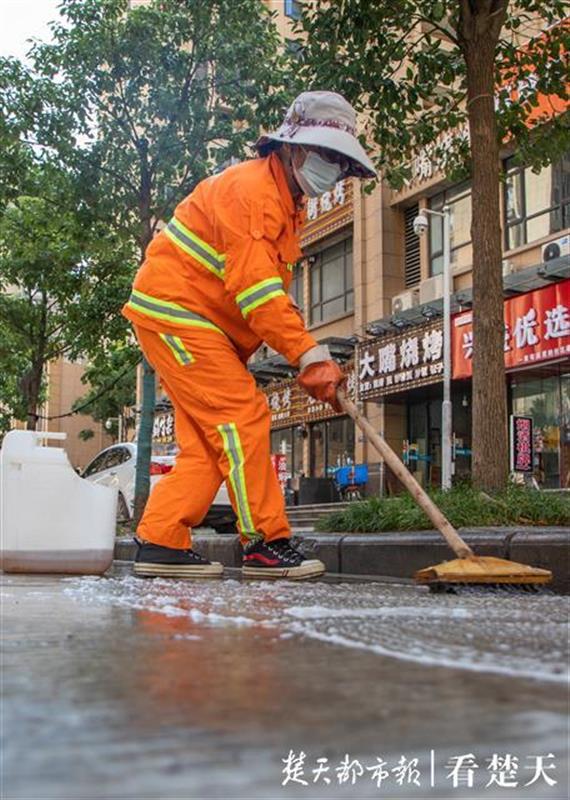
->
[297,358,346,413]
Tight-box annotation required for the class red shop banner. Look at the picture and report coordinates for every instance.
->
[452,279,570,379]
[270,453,288,494]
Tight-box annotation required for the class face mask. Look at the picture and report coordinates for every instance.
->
[292,150,342,198]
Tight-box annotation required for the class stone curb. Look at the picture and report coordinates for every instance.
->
[114,526,569,594]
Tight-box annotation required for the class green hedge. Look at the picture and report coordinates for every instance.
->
[316,484,570,533]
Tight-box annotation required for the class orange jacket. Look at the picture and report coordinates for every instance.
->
[122,153,318,365]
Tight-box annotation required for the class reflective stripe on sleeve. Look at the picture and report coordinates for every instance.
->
[127,289,226,335]
[235,277,286,318]
[159,333,194,366]
[163,217,225,280]
[217,422,256,538]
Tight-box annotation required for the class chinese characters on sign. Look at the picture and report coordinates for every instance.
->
[409,127,470,185]
[453,279,570,379]
[306,180,347,222]
[281,750,558,791]
[267,386,292,424]
[264,366,356,429]
[270,453,288,492]
[152,411,175,443]
[357,321,444,400]
[301,179,353,248]
[510,415,534,473]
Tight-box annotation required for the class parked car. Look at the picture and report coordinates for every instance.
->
[81,443,237,533]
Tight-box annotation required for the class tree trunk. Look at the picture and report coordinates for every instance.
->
[22,359,44,430]
[132,182,156,530]
[133,356,156,528]
[22,294,48,431]
[461,3,509,492]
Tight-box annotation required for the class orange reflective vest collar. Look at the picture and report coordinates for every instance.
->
[122,154,318,366]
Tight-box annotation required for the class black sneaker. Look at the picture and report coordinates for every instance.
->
[242,537,325,581]
[133,537,223,579]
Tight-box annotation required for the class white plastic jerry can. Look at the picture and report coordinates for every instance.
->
[0,430,117,574]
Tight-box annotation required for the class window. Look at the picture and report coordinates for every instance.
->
[270,427,303,479]
[504,153,570,251]
[284,0,301,20]
[404,205,421,287]
[83,451,112,477]
[428,183,472,276]
[104,447,132,469]
[511,371,569,489]
[327,417,355,471]
[289,262,304,312]
[309,238,353,325]
[309,418,355,478]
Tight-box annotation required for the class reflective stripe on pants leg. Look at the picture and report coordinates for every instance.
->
[159,333,194,365]
[217,422,257,539]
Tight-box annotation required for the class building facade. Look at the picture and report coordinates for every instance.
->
[254,147,569,492]
[145,3,568,494]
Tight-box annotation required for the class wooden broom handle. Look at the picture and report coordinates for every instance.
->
[337,389,474,559]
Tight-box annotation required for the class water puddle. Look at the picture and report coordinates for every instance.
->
[63,575,569,684]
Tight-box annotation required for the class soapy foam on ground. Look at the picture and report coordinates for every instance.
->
[63,575,569,684]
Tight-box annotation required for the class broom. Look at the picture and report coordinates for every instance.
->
[337,389,552,591]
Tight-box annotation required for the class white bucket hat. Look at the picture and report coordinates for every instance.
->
[255,90,376,179]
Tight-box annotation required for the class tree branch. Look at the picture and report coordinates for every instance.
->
[152,162,194,225]
[410,14,459,45]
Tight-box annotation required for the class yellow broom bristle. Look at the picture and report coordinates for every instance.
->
[414,556,552,585]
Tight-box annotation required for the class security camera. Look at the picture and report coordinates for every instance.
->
[413,214,429,236]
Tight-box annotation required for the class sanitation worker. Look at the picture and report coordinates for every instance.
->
[122,91,376,580]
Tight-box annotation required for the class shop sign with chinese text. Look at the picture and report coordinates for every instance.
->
[357,320,444,400]
[452,279,569,379]
[265,363,357,429]
[509,415,534,473]
[270,453,288,492]
[300,179,353,248]
[152,410,175,443]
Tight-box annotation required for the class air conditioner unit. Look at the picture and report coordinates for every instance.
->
[391,289,420,314]
[542,234,569,263]
[502,259,515,276]
[419,274,443,305]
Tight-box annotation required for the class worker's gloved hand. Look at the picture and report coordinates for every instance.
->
[297,345,345,413]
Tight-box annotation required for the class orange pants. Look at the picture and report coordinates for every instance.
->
[133,324,290,549]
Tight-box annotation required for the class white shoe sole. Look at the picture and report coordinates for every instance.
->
[242,559,325,581]
[133,561,224,579]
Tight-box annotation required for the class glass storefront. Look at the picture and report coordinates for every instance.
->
[404,368,569,489]
[510,369,570,489]
[406,387,472,488]
[270,426,303,480]
[309,416,355,478]
[270,417,356,484]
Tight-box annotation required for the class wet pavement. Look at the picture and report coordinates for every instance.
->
[2,564,568,799]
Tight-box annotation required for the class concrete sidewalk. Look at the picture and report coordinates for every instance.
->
[115,527,570,594]
[2,567,568,799]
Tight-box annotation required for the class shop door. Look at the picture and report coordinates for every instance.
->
[327,417,355,471]
[407,402,429,487]
[408,401,442,488]
[511,374,564,488]
[452,390,472,480]
[427,400,442,488]
[270,428,294,481]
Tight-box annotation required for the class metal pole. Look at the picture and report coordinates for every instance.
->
[441,205,453,490]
